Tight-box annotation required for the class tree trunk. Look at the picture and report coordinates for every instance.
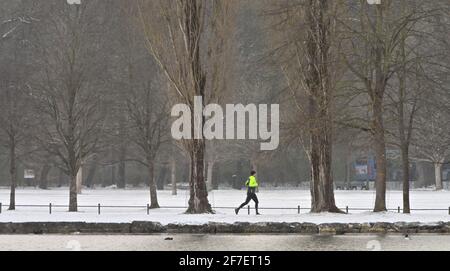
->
[85,159,98,188]
[373,94,387,212]
[372,1,388,213]
[110,165,116,187]
[309,103,341,213]
[416,162,427,188]
[76,166,83,194]
[58,169,65,188]
[8,139,17,211]
[214,162,221,190]
[156,166,167,190]
[397,14,411,214]
[171,158,177,195]
[345,145,352,188]
[434,162,443,191]
[118,112,127,189]
[234,160,244,189]
[118,145,126,189]
[38,164,51,190]
[186,139,213,214]
[310,131,341,213]
[305,0,341,213]
[183,0,212,214]
[148,160,159,208]
[400,145,410,213]
[206,161,215,192]
[118,161,126,189]
[69,174,78,212]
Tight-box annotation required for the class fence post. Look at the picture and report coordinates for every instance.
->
[49,203,52,214]
[346,206,349,214]
[448,207,450,215]
[398,206,401,213]
[298,205,300,214]
[98,203,101,215]
[0,202,2,214]
[147,204,150,215]
[248,205,250,215]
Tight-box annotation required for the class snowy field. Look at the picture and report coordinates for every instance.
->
[0,188,449,224]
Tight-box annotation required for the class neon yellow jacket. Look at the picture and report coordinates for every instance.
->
[245,176,258,188]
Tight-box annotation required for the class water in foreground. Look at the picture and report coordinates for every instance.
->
[0,234,450,251]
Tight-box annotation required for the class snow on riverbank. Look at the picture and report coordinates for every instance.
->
[0,188,449,224]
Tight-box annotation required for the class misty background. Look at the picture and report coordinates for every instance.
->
[0,0,449,196]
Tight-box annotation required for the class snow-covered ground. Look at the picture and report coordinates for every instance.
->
[0,188,449,224]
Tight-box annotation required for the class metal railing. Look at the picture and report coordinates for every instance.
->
[0,202,449,216]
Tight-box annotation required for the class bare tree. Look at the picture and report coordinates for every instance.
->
[266,0,343,212]
[0,62,31,211]
[341,0,429,212]
[389,54,421,213]
[31,0,107,212]
[126,81,169,208]
[105,1,170,208]
[303,0,343,213]
[137,0,237,213]
[411,0,450,190]
[413,97,450,190]
[385,0,433,213]
[0,0,35,210]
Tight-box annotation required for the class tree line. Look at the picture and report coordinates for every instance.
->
[0,0,449,214]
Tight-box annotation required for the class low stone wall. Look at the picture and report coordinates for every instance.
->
[1,221,450,235]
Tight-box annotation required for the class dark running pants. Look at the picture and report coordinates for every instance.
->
[238,188,259,211]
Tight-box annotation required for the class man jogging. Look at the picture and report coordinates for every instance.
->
[235,170,260,215]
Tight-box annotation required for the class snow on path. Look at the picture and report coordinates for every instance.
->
[0,188,449,224]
